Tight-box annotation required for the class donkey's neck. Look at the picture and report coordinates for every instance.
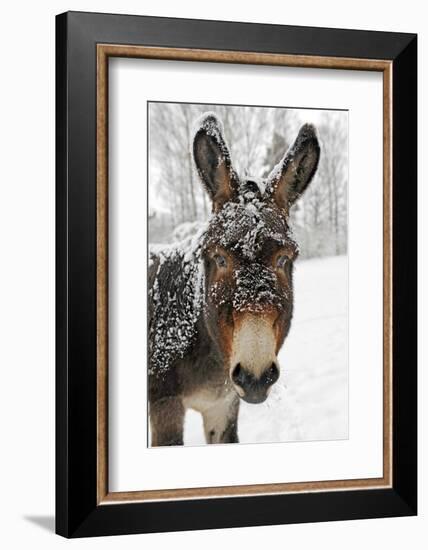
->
[148,244,205,378]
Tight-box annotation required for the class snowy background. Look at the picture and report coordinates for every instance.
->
[148,102,348,444]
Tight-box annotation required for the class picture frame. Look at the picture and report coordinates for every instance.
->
[56,11,417,538]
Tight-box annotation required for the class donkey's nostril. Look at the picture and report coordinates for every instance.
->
[232,363,243,385]
[265,363,280,385]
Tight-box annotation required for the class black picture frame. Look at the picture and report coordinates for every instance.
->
[56,11,417,538]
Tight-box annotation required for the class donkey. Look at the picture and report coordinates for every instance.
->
[148,113,320,446]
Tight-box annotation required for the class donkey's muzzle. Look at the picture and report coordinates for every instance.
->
[231,362,279,404]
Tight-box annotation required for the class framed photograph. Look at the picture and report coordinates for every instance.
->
[56,11,417,537]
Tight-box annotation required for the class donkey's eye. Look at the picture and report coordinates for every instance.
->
[276,255,288,269]
[213,254,228,269]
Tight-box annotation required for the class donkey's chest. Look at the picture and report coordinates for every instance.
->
[182,385,235,414]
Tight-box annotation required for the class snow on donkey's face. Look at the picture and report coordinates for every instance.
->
[193,112,320,404]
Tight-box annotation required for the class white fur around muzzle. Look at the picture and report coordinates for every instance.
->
[229,314,278,379]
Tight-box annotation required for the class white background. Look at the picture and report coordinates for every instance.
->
[0,0,425,548]
[109,60,382,492]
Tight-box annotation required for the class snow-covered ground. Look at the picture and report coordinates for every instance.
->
[184,255,348,445]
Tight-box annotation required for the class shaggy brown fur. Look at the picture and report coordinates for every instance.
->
[148,114,320,446]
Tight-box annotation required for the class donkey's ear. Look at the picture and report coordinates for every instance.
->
[267,123,320,213]
[193,113,236,212]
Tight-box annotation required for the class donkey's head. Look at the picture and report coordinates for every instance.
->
[193,113,320,404]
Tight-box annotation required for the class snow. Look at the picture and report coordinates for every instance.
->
[192,112,225,144]
[148,233,206,377]
[232,264,282,313]
[204,201,293,262]
[192,112,237,182]
[242,175,267,196]
[172,221,203,243]
[184,254,348,445]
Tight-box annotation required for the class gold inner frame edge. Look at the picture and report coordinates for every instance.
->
[96,44,393,505]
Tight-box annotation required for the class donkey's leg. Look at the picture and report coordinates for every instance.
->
[150,397,185,446]
[202,395,240,444]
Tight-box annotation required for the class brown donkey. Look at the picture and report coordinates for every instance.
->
[148,113,320,446]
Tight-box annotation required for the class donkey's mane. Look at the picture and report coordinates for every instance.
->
[148,230,206,378]
[203,188,297,261]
